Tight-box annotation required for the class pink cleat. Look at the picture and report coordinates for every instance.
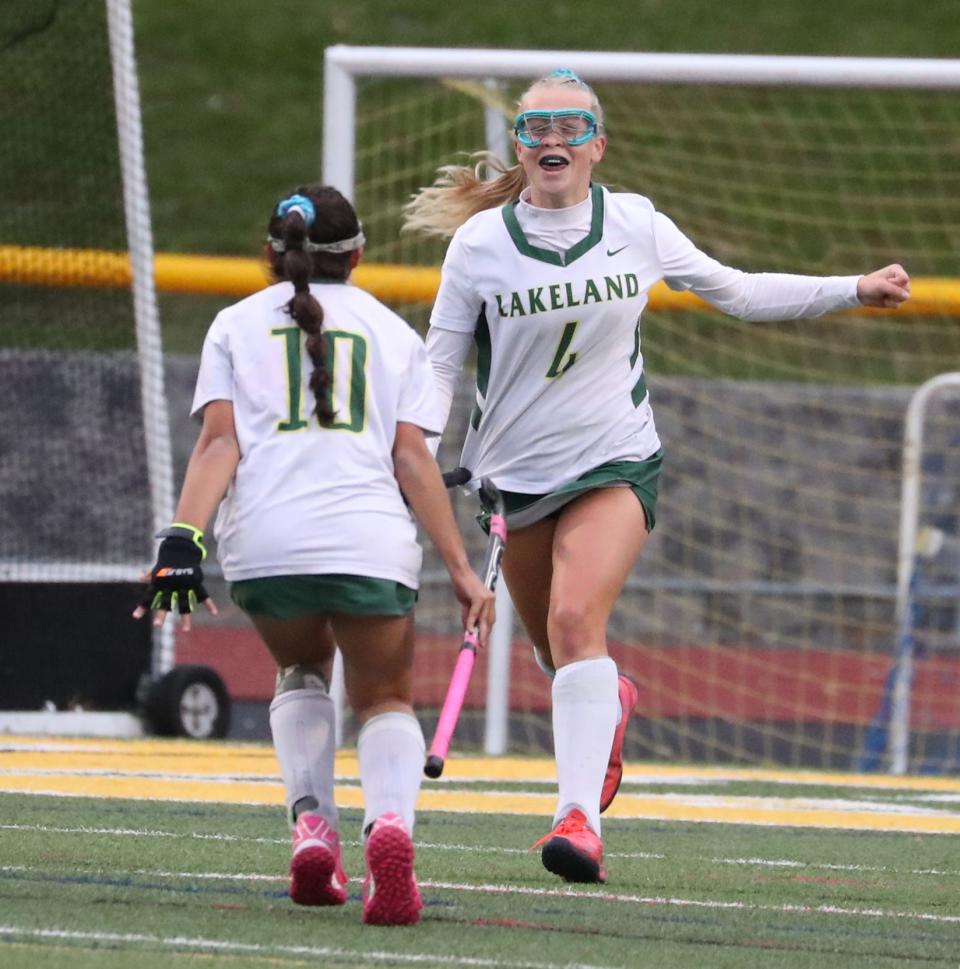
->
[532,808,607,884]
[600,674,639,814]
[289,812,348,906]
[362,813,422,926]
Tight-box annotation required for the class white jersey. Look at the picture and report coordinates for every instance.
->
[428,185,861,493]
[192,281,441,585]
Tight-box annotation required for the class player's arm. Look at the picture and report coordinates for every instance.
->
[654,211,910,319]
[392,421,495,644]
[423,326,472,456]
[133,399,240,630]
[173,399,241,528]
[423,227,477,455]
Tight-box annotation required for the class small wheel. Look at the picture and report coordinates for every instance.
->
[145,665,231,739]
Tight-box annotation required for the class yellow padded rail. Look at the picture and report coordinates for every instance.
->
[1,245,958,316]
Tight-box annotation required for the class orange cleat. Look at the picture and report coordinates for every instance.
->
[532,808,606,883]
[600,674,639,814]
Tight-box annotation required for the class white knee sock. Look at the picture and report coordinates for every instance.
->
[269,687,338,829]
[357,711,425,837]
[551,656,619,837]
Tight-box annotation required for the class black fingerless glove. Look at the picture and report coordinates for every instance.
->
[138,523,210,616]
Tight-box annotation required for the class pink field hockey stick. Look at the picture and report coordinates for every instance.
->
[424,474,506,779]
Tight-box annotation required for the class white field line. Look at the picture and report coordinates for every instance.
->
[0,925,616,969]
[421,879,960,924]
[0,767,344,784]
[5,822,960,878]
[0,821,287,844]
[0,785,286,807]
[3,866,960,927]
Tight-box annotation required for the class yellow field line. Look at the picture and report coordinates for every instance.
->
[5,738,960,792]
[4,737,960,833]
[3,774,960,834]
[1,245,957,315]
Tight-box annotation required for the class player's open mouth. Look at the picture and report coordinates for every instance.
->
[539,155,569,169]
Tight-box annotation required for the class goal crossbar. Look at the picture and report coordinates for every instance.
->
[325,46,960,87]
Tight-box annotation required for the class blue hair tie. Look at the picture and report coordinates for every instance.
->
[549,67,583,83]
[276,194,316,227]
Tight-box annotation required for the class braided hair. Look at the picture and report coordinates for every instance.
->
[266,185,365,426]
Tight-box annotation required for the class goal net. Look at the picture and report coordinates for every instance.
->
[328,48,960,771]
[0,0,173,715]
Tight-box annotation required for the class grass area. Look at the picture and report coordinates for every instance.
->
[2,787,960,969]
[131,0,960,257]
[2,1,959,357]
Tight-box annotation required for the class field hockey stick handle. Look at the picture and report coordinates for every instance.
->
[424,477,506,779]
[424,632,479,778]
[442,466,472,488]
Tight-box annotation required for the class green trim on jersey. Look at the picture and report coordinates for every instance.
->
[501,183,604,267]
[230,573,417,619]
[476,451,663,533]
[631,372,648,406]
[471,307,491,431]
[629,315,641,368]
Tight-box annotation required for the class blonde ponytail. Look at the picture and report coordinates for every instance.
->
[402,152,527,239]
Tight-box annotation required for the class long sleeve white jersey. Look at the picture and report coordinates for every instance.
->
[427,184,861,493]
[192,280,441,585]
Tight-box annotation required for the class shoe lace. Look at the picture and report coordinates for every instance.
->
[529,810,587,851]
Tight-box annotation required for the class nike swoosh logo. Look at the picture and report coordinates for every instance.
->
[606,244,629,257]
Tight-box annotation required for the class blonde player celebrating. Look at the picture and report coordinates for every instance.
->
[134,184,495,926]
[404,68,910,885]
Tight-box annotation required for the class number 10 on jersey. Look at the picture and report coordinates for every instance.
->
[271,325,368,432]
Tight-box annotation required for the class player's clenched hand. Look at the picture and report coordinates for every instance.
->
[132,523,217,631]
[451,569,496,649]
[857,264,910,308]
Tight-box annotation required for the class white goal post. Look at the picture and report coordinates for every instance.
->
[106,0,176,680]
[889,372,960,775]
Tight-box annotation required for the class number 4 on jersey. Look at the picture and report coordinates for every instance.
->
[271,325,367,432]
[546,320,579,378]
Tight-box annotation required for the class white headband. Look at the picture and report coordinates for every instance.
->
[267,226,366,254]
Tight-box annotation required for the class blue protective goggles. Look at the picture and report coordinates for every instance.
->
[513,109,599,148]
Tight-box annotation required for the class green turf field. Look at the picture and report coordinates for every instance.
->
[4,792,960,969]
[4,736,960,969]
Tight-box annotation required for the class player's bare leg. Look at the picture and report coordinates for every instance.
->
[507,488,648,880]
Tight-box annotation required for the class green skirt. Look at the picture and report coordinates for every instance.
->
[479,450,663,533]
[230,573,417,619]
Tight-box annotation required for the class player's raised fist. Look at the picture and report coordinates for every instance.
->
[857,263,911,309]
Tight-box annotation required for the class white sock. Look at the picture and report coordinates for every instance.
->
[357,711,425,837]
[551,656,619,837]
[269,687,338,829]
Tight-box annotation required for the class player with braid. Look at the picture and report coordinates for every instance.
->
[135,184,495,925]
[405,68,911,885]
